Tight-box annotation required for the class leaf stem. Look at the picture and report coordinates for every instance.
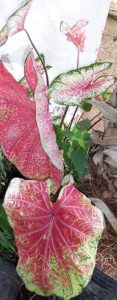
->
[77,47,80,69]
[88,117,102,131]
[90,112,102,123]
[68,106,78,130]
[24,29,49,87]
[60,106,69,127]
[60,47,80,128]
[29,295,36,300]
[68,47,80,129]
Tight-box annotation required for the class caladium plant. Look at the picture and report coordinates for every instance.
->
[3,178,103,299]
[0,2,116,299]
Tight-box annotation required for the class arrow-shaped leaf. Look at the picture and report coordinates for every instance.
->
[0,58,63,193]
[48,62,116,106]
[0,0,32,46]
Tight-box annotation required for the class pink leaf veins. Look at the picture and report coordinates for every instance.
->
[3,179,104,299]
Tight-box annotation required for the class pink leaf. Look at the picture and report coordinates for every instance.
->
[48,62,116,106]
[24,54,63,172]
[95,96,104,102]
[3,179,103,299]
[33,59,63,172]
[60,20,88,51]
[24,54,44,93]
[0,61,63,192]
[0,0,32,46]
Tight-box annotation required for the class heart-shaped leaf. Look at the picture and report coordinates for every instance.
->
[3,178,103,299]
[0,0,32,46]
[48,62,116,106]
[0,60,63,192]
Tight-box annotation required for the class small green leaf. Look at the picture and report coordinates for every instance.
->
[36,53,45,64]
[0,232,14,253]
[80,102,92,111]
[63,141,72,170]
[102,90,112,101]
[71,147,88,177]
[0,205,12,235]
[54,125,65,148]
[74,119,91,131]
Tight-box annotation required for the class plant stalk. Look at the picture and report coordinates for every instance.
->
[68,47,80,129]
[24,29,49,87]
[88,117,102,131]
[68,106,78,130]
[60,47,80,128]
[60,106,69,128]
[77,47,80,69]
[90,112,102,123]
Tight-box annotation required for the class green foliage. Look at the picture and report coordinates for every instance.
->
[0,204,16,261]
[80,101,92,112]
[36,53,52,70]
[55,119,92,178]
[0,149,12,198]
[0,149,16,260]
[102,90,112,101]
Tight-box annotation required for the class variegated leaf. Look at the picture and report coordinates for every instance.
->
[32,56,63,172]
[0,0,32,46]
[0,60,63,193]
[4,178,104,300]
[48,62,116,106]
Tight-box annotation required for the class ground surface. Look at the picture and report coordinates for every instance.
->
[84,15,117,131]
[98,15,117,76]
[90,15,117,279]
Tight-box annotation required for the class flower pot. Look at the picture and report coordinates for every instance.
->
[0,261,22,300]
[74,268,117,300]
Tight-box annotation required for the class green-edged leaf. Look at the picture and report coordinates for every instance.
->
[0,0,32,46]
[0,26,8,47]
[48,62,115,106]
